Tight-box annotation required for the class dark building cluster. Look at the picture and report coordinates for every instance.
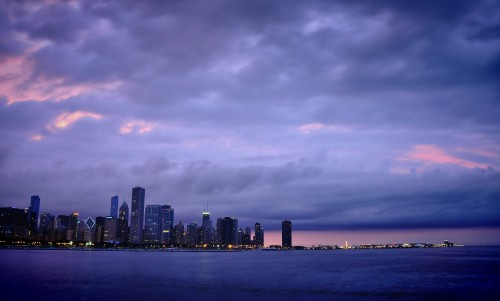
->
[0,187,270,249]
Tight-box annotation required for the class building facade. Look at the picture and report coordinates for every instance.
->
[144,205,161,243]
[216,217,238,246]
[28,195,40,234]
[160,205,174,244]
[117,201,129,244]
[130,186,145,244]
[282,220,292,248]
[110,196,119,219]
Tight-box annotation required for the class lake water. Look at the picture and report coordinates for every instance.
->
[1,247,499,301]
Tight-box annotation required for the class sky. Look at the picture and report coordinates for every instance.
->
[1,0,500,246]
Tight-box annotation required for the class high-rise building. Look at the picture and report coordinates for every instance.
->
[95,216,106,243]
[110,196,119,219]
[117,201,129,244]
[69,212,79,240]
[216,217,238,246]
[173,221,185,245]
[103,216,117,242]
[186,222,198,246]
[39,213,55,233]
[160,205,174,244]
[282,220,292,249]
[130,186,145,244]
[201,210,213,244]
[0,207,28,238]
[28,195,40,233]
[254,223,264,247]
[144,205,161,243]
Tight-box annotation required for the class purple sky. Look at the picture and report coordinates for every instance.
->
[1,0,499,245]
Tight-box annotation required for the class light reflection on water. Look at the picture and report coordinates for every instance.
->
[0,247,499,301]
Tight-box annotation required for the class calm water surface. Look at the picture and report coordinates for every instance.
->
[1,247,499,301]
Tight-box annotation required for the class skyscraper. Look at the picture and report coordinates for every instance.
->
[117,201,129,244]
[130,186,145,244]
[69,212,79,240]
[186,222,198,246]
[160,205,174,244]
[201,210,213,244]
[144,205,161,243]
[103,216,117,242]
[216,217,238,246]
[39,213,55,233]
[110,196,119,219]
[28,195,40,234]
[254,223,264,247]
[282,220,292,249]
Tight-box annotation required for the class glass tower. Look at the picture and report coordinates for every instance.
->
[28,195,40,233]
[130,186,145,244]
[110,196,119,219]
[282,220,292,249]
[144,205,161,243]
[118,201,129,244]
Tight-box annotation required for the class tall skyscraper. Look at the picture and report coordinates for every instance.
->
[201,210,213,244]
[130,186,145,244]
[186,222,198,246]
[110,196,119,219]
[69,212,79,240]
[144,205,161,243]
[103,216,117,242]
[216,217,238,246]
[282,220,292,249]
[28,195,40,233]
[95,216,106,243]
[173,221,185,245]
[39,213,55,233]
[117,201,129,244]
[254,223,264,247]
[160,205,174,244]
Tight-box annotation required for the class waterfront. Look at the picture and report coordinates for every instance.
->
[1,246,499,301]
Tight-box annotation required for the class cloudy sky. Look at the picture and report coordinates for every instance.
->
[1,0,499,245]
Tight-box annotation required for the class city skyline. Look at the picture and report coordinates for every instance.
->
[1,1,500,246]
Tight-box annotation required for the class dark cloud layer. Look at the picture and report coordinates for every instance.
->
[1,0,499,235]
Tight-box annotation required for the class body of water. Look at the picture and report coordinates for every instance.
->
[1,246,499,300]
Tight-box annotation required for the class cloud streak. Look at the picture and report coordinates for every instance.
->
[47,111,102,132]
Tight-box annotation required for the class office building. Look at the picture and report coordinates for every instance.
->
[201,210,213,244]
[254,223,264,247]
[160,205,174,244]
[39,212,55,232]
[173,221,185,245]
[0,207,28,238]
[28,195,40,233]
[186,222,198,246]
[282,220,292,249]
[110,196,119,219]
[144,205,161,243]
[117,201,129,244]
[103,216,117,242]
[130,186,145,244]
[216,217,238,246]
[95,216,106,243]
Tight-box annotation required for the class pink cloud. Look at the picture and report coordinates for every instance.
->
[30,135,44,141]
[47,111,102,132]
[400,145,489,169]
[120,121,154,135]
[0,55,120,105]
[298,122,351,134]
